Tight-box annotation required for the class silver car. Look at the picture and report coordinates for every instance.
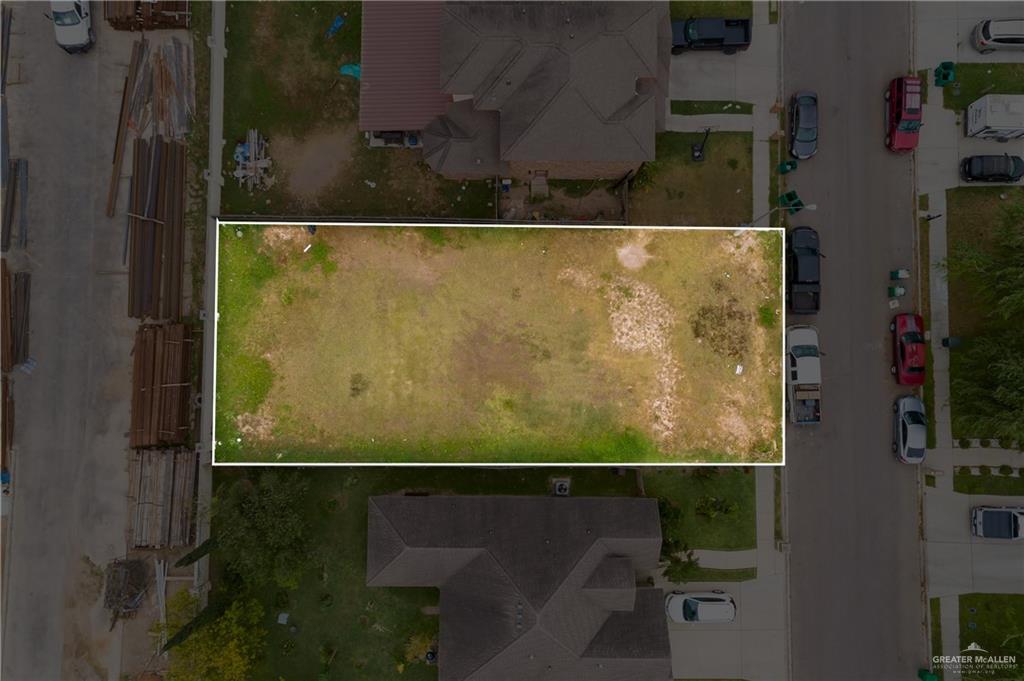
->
[971,18,1024,54]
[665,590,736,624]
[892,395,927,464]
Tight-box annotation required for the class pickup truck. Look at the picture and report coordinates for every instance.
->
[671,18,752,54]
[787,227,821,314]
[972,506,1024,540]
[786,325,821,425]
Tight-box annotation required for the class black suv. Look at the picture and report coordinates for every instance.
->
[786,227,821,314]
[960,155,1024,183]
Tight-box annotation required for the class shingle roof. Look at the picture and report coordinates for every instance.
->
[367,495,671,681]
[358,1,452,131]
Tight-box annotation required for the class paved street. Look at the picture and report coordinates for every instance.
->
[2,8,137,680]
[782,3,927,680]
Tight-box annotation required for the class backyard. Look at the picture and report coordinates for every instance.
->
[629,132,754,226]
[945,187,1024,441]
[208,466,756,681]
[221,1,494,219]
[215,224,783,463]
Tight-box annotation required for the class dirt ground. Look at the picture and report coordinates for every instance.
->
[216,225,782,463]
[272,125,357,201]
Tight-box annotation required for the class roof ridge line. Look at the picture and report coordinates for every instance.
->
[365,497,408,583]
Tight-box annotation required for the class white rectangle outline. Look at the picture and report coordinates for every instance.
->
[210,219,786,468]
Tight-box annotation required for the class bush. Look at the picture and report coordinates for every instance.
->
[695,495,738,520]
[978,465,992,476]
[998,465,1014,476]
[979,438,992,448]
[958,438,972,449]
[956,466,972,476]
[663,547,700,583]
[998,437,1017,450]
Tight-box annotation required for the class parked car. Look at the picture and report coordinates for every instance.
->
[665,591,736,623]
[671,18,751,54]
[786,227,820,314]
[786,325,822,425]
[971,506,1024,540]
[971,18,1024,54]
[890,313,926,386]
[884,76,923,152]
[49,0,95,54]
[960,154,1024,183]
[789,91,819,159]
[892,396,927,464]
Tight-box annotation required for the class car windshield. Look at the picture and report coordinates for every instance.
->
[897,120,922,132]
[686,22,700,41]
[683,598,700,621]
[906,447,925,460]
[791,344,819,358]
[905,411,927,426]
[53,9,80,26]
[902,332,924,344]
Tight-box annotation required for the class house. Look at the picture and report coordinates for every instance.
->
[366,495,672,681]
[359,1,671,180]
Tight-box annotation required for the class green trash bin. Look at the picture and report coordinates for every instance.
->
[934,61,956,87]
[779,190,800,207]
[918,670,940,681]
[778,160,798,175]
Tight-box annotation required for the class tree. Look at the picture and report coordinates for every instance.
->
[213,470,314,589]
[158,590,265,681]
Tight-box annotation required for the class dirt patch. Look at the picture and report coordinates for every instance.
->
[274,126,356,201]
[236,407,276,441]
[261,225,313,252]
[616,233,654,270]
[691,300,750,359]
[452,323,541,403]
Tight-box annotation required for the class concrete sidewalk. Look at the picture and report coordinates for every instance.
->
[692,548,757,569]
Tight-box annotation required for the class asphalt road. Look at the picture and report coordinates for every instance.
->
[2,7,135,680]
[782,3,927,680]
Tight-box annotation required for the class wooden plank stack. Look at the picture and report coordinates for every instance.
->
[2,263,30,369]
[1,376,12,472]
[127,137,186,320]
[126,449,196,548]
[104,1,190,31]
[130,324,192,448]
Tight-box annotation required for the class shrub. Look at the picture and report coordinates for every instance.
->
[978,465,991,476]
[695,495,738,519]
[979,438,991,448]
[998,464,1014,476]
[958,438,972,449]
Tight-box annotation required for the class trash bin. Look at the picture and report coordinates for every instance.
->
[778,160,798,175]
[934,61,956,87]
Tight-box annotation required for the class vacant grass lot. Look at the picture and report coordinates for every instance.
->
[945,187,1024,439]
[215,225,782,463]
[943,63,1024,111]
[958,593,1024,680]
[630,132,754,226]
[222,1,494,219]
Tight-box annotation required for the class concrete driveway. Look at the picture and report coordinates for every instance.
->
[916,1,1024,66]
[782,3,928,680]
[1,6,140,680]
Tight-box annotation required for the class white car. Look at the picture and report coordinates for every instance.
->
[892,395,927,464]
[665,591,736,624]
[971,18,1024,54]
[50,0,95,54]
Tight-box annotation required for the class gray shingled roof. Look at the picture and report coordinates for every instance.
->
[418,1,670,175]
[367,495,671,681]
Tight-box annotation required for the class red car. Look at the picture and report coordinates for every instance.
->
[884,76,923,152]
[890,313,926,385]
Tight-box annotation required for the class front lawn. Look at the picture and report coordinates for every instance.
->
[943,63,1024,111]
[944,187,1024,440]
[929,598,944,681]
[222,1,494,219]
[630,132,754,226]
[670,1,753,20]
[958,593,1024,681]
[645,467,757,550]
[215,225,783,464]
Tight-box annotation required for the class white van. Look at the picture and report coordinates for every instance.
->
[50,1,95,54]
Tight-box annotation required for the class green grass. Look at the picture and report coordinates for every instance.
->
[918,218,936,449]
[925,474,937,488]
[631,132,753,226]
[773,468,783,543]
[547,179,616,199]
[945,187,1024,439]
[216,225,782,463]
[943,63,1024,111]
[953,469,1024,495]
[644,468,757,550]
[919,193,930,211]
[221,1,494,220]
[930,598,944,680]
[670,1,752,20]
[671,100,754,116]
[216,467,641,681]
[958,593,1024,680]
[917,69,930,105]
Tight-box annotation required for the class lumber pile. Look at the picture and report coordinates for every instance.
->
[104,1,190,31]
[127,137,186,320]
[127,449,196,548]
[130,324,192,448]
[103,559,149,619]
[2,262,30,369]
[2,159,26,251]
[2,376,12,472]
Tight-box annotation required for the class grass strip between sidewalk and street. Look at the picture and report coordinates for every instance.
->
[929,598,944,681]
[670,0,753,19]
[918,218,936,449]
[671,100,754,116]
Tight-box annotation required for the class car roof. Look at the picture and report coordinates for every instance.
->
[689,598,736,622]
[988,19,1024,35]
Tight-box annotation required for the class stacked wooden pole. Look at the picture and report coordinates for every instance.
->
[126,449,196,548]
[104,1,191,31]
[129,324,192,448]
